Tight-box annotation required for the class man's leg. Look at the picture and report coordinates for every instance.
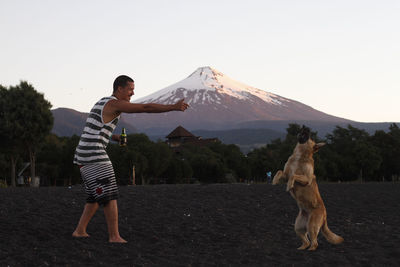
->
[72,202,99,237]
[103,199,127,243]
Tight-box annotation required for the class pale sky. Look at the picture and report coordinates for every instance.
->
[1,0,399,122]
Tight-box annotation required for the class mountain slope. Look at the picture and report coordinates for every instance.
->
[128,66,351,133]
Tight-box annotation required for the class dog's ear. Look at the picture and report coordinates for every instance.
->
[313,142,326,153]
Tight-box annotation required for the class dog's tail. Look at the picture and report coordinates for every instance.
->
[321,220,344,245]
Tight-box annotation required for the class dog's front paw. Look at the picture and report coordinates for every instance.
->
[307,175,316,186]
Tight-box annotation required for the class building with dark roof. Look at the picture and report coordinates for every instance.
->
[166,126,219,149]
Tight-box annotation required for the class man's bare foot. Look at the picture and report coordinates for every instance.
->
[109,236,127,243]
[72,230,90,238]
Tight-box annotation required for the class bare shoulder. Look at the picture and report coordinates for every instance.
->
[102,99,123,123]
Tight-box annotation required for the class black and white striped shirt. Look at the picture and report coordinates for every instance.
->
[73,96,120,165]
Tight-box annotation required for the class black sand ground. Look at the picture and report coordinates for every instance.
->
[1,183,400,266]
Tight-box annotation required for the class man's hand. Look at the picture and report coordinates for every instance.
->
[174,99,189,111]
[111,134,120,142]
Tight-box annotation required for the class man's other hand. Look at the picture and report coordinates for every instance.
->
[174,99,189,111]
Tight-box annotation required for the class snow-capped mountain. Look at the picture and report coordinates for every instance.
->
[127,66,350,133]
[135,67,284,106]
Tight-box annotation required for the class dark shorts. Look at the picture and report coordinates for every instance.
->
[79,164,119,206]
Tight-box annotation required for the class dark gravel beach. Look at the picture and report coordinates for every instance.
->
[1,183,400,266]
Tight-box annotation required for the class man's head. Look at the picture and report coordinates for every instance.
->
[113,75,134,101]
[113,75,134,93]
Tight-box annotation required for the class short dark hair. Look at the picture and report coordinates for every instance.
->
[113,75,134,92]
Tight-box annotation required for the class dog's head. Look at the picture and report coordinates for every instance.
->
[297,125,310,144]
[297,126,325,153]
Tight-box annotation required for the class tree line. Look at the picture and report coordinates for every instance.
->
[1,82,400,186]
[0,82,53,186]
[248,123,400,183]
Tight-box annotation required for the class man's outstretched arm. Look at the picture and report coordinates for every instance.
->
[107,98,189,114]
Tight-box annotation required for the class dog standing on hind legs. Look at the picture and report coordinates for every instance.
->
[272,126,344,251]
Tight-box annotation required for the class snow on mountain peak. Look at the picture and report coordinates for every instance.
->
[134,66,285,106]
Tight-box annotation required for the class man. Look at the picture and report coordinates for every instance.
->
[72,75,189,243]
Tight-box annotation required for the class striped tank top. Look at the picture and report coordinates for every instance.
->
[73,96,120,165]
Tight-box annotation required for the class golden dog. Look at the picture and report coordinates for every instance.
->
[272,126,344,251]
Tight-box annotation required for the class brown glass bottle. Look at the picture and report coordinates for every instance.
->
[120,127,127,146]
